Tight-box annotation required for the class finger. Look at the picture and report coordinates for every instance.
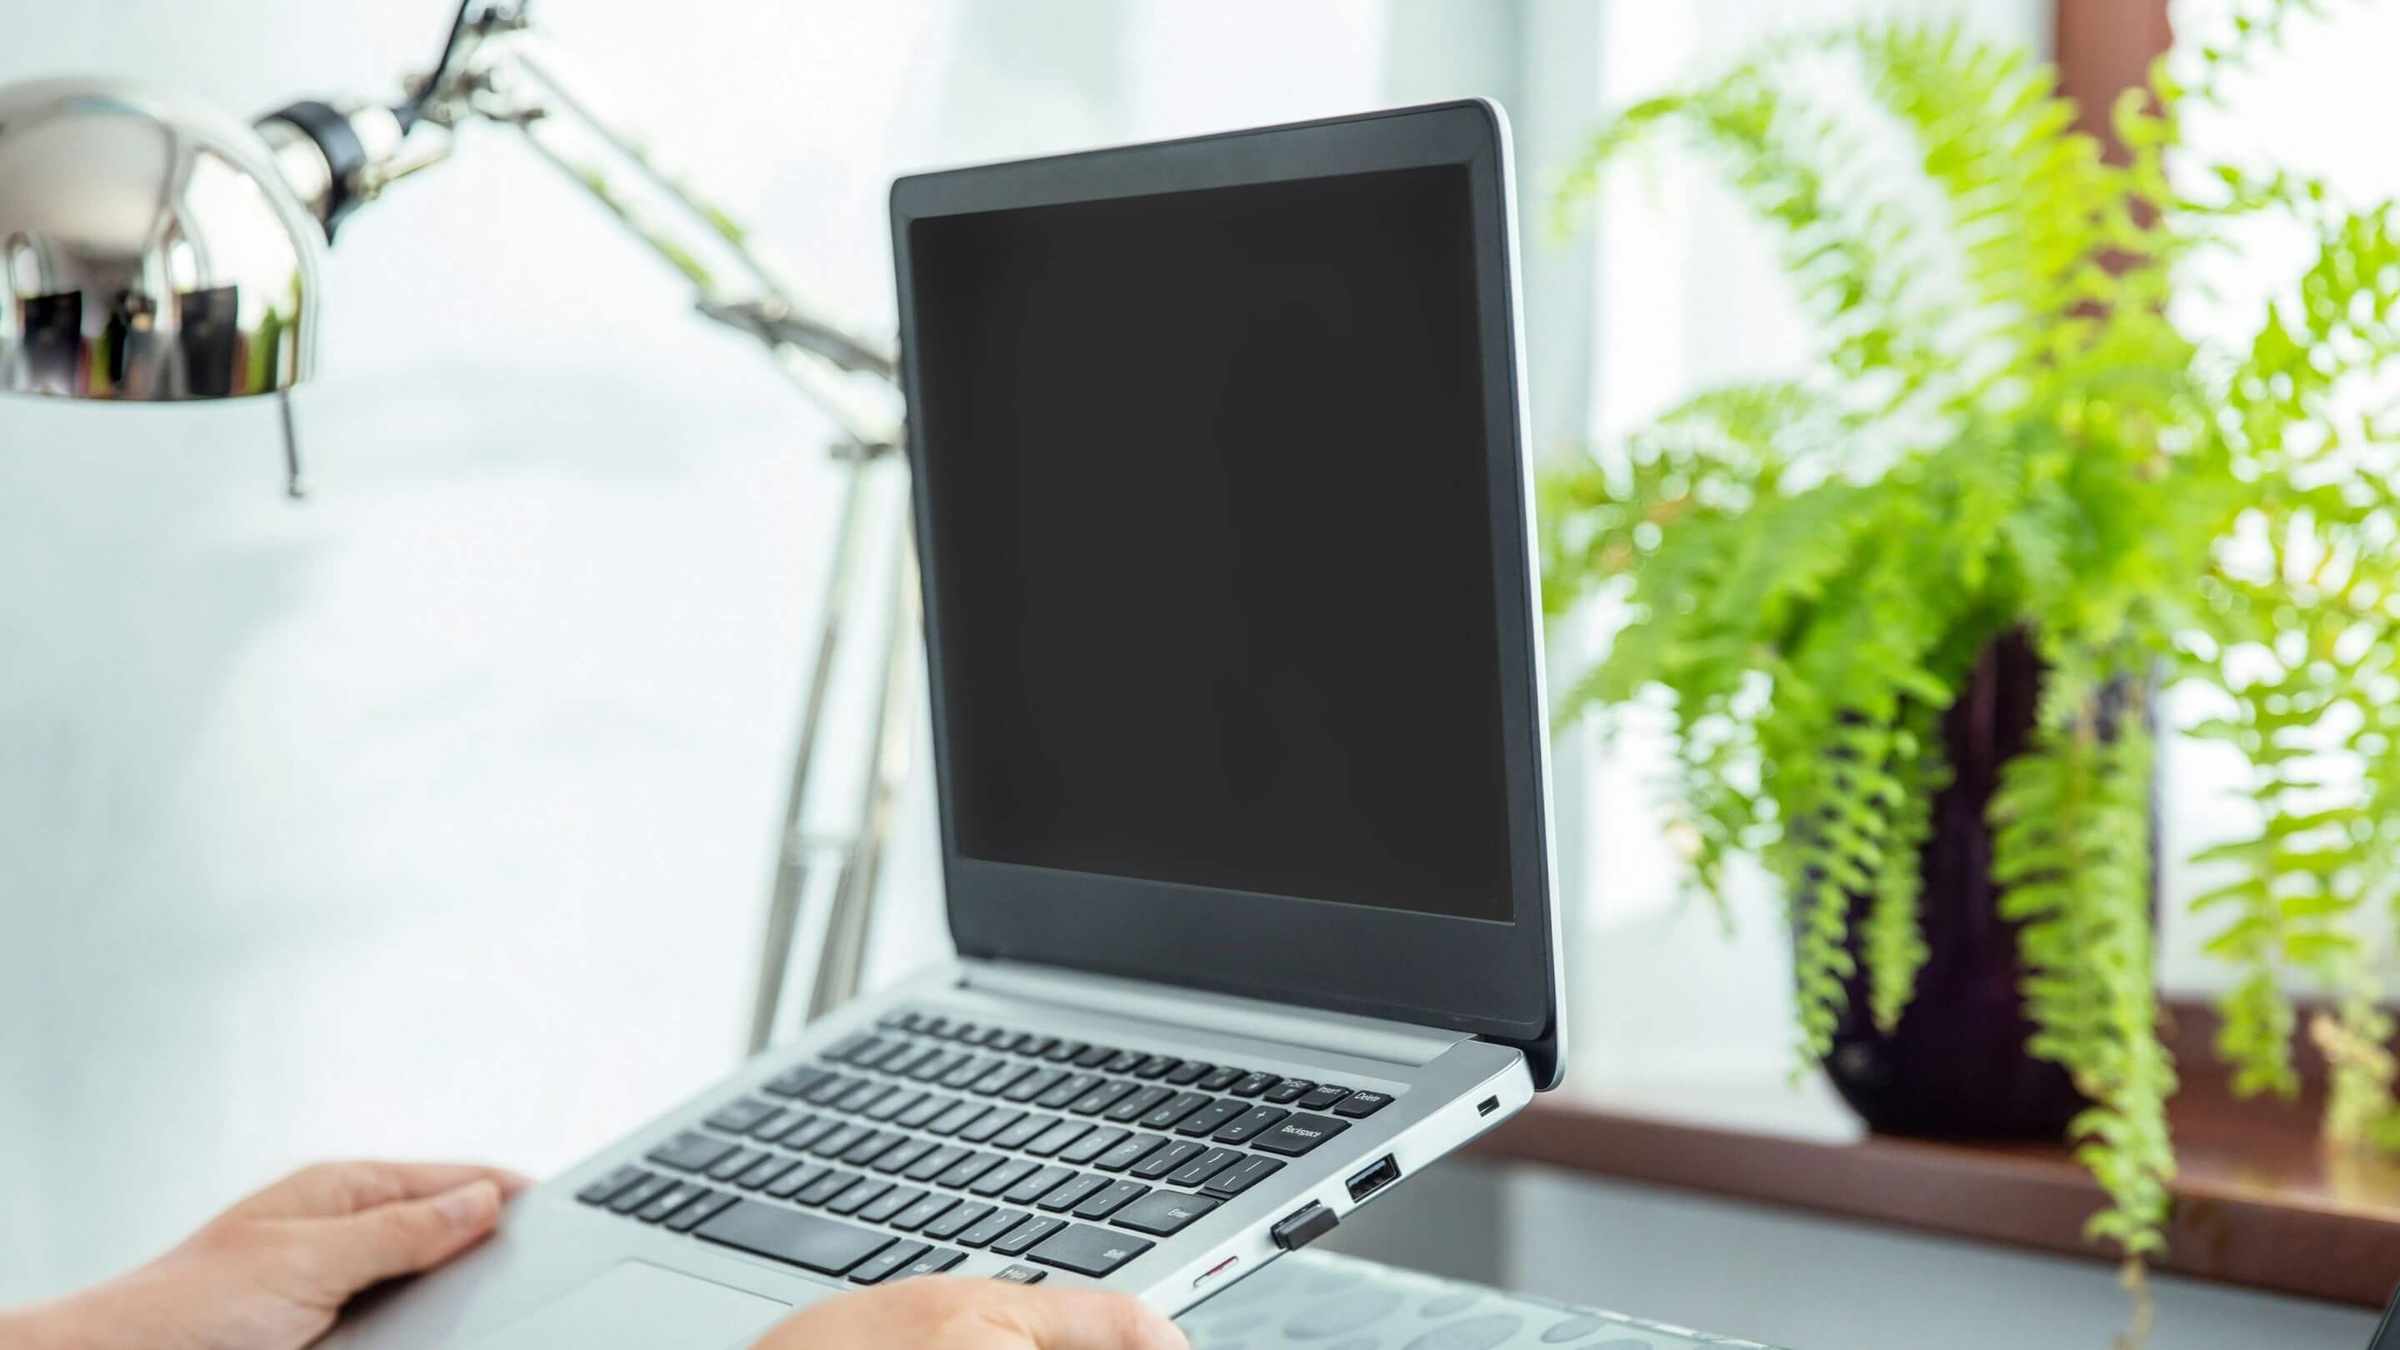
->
[235,1160,535,1219]
[983,1283,1189,1350]
[300,1178,505,1293]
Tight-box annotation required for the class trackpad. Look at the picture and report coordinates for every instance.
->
[468,1262,790,1349]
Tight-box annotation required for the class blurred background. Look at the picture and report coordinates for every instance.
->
[4,1,2393,1347]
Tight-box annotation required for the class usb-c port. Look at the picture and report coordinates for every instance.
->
[1345,1155,1400,1203]
[1476,1095,1500,1117]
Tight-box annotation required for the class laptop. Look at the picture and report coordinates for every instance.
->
[325,97,1561,1349]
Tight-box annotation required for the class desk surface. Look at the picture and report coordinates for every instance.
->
[1182,1249,1783,1349]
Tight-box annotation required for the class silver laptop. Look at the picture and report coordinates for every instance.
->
[326,98,1561,1349]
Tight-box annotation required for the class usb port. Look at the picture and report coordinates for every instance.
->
[1477,1095,1500,1117]
[1345,1154,1400,1203]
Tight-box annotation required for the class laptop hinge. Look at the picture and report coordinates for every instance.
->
[957,958,1470,1070]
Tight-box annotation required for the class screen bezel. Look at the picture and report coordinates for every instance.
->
[890,101,1561,1086]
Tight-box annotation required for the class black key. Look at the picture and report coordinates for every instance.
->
[935,1152,1003,1189]
[1043,1040,1088,1064]
[898,1094,956,1129]
[1027,1224,1154,1277]
[1038,1173,1110,1213]
[1197,1066,1246,1092]
[906,1145,971,1183]
[821,1032,879,1064]
[1111,1190,1219,1236]
[1004,1069,1068,1103]
[824,1177,892,1216]
[609,1174,676,1214]
[1164,1062,1211,1086]
[1067,1081,1138,1116]
[1022,1119,1092,1158]
[897,1247,966,1279]
[919,1016,952,1038]
[1298,1085,1351,1112]
[1023,1036,1062,1059]
[889,1046,950,1079]
[705,1098,780,1134]
[1035,1074,1104,1111]
[1263,1078,1315,1105]
[1202,1155,1285,1197]
[1105,1087,1175,1124]
[921,1200,993,1241]
[736,1155,798,1191]
[708,1148,768,1182]
[849,1240,930,1285]
[1129,1140,1204,1180]
[864,1090,928,1124]
[1104,1050,1147,1074]
[1138,1092,1212,1131]
[912,1051,973,1084]
[940,1056,999,1091]
[1059,1127,1128,1166]
[840,1131,904,1166]
[946,1021,982,1043]
[1071,1045,1118,1069]
[958,1108,1024,1144]
[969,1159,1040,1197]
[959,1207,1031,1248]
[664,1189,739,1233]
[859,1185,927,1225]
[969,1062,1037,1097]
[797,1169,862,1207]
[858,1040,921,1072]
[977,1027,1016,1050]
[991,1215,1066,1257]
[877,1009,919,1030]
[993,1263,1049,1284]
[1073,1179,1149,1219]
[1165,1147,1241,1188]
[889,1191,960,1232]
[765,1065,836,1099]
[1333,1090,1394,1118]
[766,1163,830,1200]
[834,1080,894,1114]
[993,1114,1059,1151]
[648,1132,737,1174]
[1094,1134,1167,1173]
[697,1200,891,1276]
[1131,1055,1179,1080]
[576,1165,647,1205]
[779,1117,841,1152]
[926,1099,990,1136]
[1253,1113,1351,1157]
[748,1108,803,1141]
[638,1181,709,1223]
[801,1074,859,1107]
[1004,1032,1044,1055]
[1004,1165,1075,1206]
[1173,1100,1246,1138]
[873,1139,938,1175]
[1228,1072,1278,1098]
[1212,1105,1290,1144]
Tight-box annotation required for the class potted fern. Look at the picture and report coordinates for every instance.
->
[1541,9,2400,1264]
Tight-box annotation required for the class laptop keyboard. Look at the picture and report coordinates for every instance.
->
[572,1007,1396,1285]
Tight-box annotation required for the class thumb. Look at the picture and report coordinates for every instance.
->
[306,1178,504,1293]
[995,1284,1189,1350]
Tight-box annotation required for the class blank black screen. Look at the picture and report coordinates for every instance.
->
[908,164,1514,922]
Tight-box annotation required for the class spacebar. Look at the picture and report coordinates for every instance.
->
[696,1200,893,1275]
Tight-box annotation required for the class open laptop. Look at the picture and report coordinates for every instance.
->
[325,97,1560,1349]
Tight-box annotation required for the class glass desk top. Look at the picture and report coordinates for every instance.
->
[1178,1250,1782,1350]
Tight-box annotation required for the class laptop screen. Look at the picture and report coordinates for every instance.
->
[906,162,1515,924]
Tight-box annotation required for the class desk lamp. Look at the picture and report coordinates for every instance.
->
[0,0,911,1052]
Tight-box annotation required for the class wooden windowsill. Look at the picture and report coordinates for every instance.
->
[1471,1036,2400,1309]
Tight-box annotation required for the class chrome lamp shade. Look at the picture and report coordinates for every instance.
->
[0,79,323,403]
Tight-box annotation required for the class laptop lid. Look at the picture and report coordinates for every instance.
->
[890,100,1562,1088]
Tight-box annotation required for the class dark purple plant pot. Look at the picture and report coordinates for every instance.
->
[1819,631,2091,1140]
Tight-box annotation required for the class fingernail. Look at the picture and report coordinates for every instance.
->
[435,1180,499,1226]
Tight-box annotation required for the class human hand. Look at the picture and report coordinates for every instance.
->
[0,1160,529,1350]
[752,1275,1188,1350]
